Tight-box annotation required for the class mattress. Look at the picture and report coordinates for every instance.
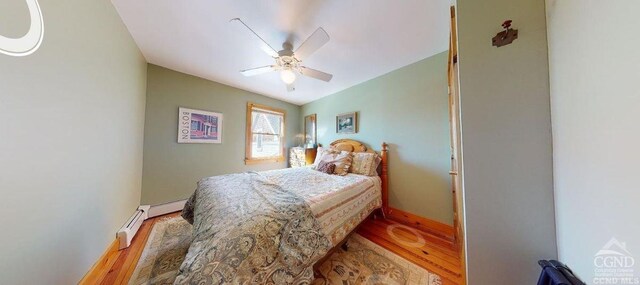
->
[260,167,382,246]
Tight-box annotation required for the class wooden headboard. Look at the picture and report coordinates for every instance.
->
[327,139,389,216]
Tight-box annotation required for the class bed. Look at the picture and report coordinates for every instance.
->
[175,139,389,284]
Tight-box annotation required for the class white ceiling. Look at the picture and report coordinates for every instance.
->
[111,0,450,105]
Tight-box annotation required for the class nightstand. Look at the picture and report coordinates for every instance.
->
[289,147,317,167]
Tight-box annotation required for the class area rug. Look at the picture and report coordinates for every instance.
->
[129,217,442,285]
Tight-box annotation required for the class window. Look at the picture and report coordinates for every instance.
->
[245,103,286,164]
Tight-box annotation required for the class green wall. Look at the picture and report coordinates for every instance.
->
[0,0,147,283]
[301,52,453,225]
[141,64,301,205]
[457,0,556,282]
[142,53,453,224]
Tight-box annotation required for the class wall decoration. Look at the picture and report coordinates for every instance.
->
[492,20,518,48]
[178,107,223,143]
[336,112,357,134]
[0,0,44,57]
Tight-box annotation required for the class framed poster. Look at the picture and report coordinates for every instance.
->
[336,112,357,134]
[178,107,223,143]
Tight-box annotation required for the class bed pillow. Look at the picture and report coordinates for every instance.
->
[312,146,327,166]
[312,146,339,166]
[315,150,353,176]
[350,152,381,176]
[316,160,336,174]
[312,147,324,166]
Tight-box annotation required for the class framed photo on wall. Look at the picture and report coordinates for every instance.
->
[178,107,223,143]
[336,112,358,134]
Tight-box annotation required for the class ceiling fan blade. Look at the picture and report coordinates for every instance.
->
[300,66,333,82]
[294,27,330,61]
[241,65,275,76]
[286,83,296,92]
[230,18,279,58]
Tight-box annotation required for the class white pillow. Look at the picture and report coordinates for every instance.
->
[313,147,341,166]
[312,146,326,167]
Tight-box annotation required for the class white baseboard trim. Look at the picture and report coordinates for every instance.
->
[147,199,187,218]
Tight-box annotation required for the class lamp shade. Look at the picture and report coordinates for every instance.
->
[280,69,296,84]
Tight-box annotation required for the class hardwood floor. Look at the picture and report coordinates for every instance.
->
[358,218,463,285]
[81,213,179,285]
[90,212,462,284]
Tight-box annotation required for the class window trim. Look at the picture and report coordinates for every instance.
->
[245,102,286,164]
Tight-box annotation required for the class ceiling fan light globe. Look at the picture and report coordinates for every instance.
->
[280,69,296,84]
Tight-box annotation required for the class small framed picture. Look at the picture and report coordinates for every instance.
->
[336,112,358,134]
[178,107,223,143]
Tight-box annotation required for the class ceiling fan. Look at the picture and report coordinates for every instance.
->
[231,18,333,92]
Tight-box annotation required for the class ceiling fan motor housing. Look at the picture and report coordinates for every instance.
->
[277,55,299,71]
[278,50,295,58]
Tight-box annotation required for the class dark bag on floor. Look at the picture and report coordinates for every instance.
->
[537,260,586,285]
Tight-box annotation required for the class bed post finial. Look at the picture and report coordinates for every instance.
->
[381,142,389,217]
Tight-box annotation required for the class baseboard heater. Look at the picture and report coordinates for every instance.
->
[117,205,150,250]
[116,200,187,250]
[147,199,187,219]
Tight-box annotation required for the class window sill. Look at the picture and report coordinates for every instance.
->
[245,157,285,165]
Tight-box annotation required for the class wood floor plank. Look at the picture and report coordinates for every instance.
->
[376,218,458,254]
[114,223,151,284]
[101,217,156,284]
[119,215,172,283]
[364,219,461,265]
[358,228,462,285]
[79,239,122,285]
[98,213,179,285]
[387,207,455,244]
[357,218,463,285]
[358,226,462,280]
